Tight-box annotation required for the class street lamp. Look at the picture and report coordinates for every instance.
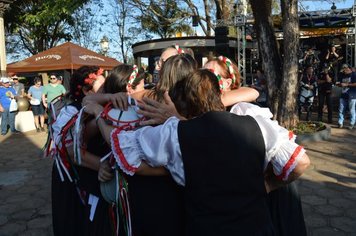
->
[331,2,337,11]
[100,36,109,56]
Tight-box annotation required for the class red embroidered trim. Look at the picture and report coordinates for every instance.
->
[111,127,138,173]
[58,113,78,169]
[102,102,144,127]
[288,131,294,140]
[277,145,303,180]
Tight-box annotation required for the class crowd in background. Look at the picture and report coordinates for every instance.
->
[0,74,66,135]
[297,43,356,129]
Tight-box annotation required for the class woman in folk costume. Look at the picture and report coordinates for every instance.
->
[80,64,160,236]
[50,66,114,235]
[205,56,308,236]
[84,69,310,236]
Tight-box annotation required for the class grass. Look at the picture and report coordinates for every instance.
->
[292,121,326,135]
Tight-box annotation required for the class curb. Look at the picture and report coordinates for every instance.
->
[295,123,331,145]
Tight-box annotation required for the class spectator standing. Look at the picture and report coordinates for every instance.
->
[324,44,341,81]
[57,76,63,85]
[0,77,19,135]
[317,67,334,123]
[28,77,45,132]
[298,66,318,121]
[11,75,25,97]
[303,47,319,70]
[336,64,356,130]
[42,74,66,109]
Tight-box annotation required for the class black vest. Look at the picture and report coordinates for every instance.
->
[178,111,274,236]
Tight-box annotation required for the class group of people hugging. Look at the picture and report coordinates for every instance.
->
[49,45,310,236]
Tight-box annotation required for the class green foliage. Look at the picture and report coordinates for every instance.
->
[139,0,192,38]
[4,0,90,55]
[292,121,325,135]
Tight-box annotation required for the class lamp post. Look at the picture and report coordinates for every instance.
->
[0,0,14,76]
[100,36,109,57]
[331,2,337,11]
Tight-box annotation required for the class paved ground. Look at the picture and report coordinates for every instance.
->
[0,124,355,236]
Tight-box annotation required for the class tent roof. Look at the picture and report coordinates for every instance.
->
[7,42,121,73]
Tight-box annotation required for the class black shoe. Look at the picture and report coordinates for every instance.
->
[36,128,41,132]
[1,132,6,136]
[11,130,20,134]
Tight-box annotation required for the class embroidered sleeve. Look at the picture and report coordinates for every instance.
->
[253,116,306,181]
[230,103,306,181]
[110,117,185,185]
[52,106,78,147]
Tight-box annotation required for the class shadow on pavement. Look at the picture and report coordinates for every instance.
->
[0,131,53,236]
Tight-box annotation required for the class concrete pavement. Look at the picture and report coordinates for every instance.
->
[0,125,355,235]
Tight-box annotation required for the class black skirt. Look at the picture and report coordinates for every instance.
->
[127,175,185,236]
[267,182,307,236]
[51,164,86,236]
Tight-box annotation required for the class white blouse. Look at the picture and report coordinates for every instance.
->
[111,104,305,186]
[52,106,78,149]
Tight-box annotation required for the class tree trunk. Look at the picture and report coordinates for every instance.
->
[278,0,299,128]
[250,0,282,118]
[203,0,211,36]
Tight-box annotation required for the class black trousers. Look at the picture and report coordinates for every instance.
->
[318,92,333,123]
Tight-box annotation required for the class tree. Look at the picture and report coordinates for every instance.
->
[132,0,193,38]
[181,0,214,36]
[4,0,89,55]
[70,0,103,49]
[112,0,131,63]
[279,0,299,128]
[249,0,300,128]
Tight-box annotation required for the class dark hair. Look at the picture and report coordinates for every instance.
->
[33,77,42,84]
[170,69,225,119]
[104,64,146,94]
[148,53,198,102]
[69,65,100,102]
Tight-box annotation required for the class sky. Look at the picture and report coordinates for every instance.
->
[299,0,353,11]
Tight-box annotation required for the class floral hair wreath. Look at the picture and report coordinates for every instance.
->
[208,68,224,91]
[76,67,104,96]
[128,65,139,86]
[175,44,185,54]
[218,56,236,86]
[84,67,104,86]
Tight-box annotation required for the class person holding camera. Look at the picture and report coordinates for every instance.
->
[317,67,334,123]
[324,44,342,81]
